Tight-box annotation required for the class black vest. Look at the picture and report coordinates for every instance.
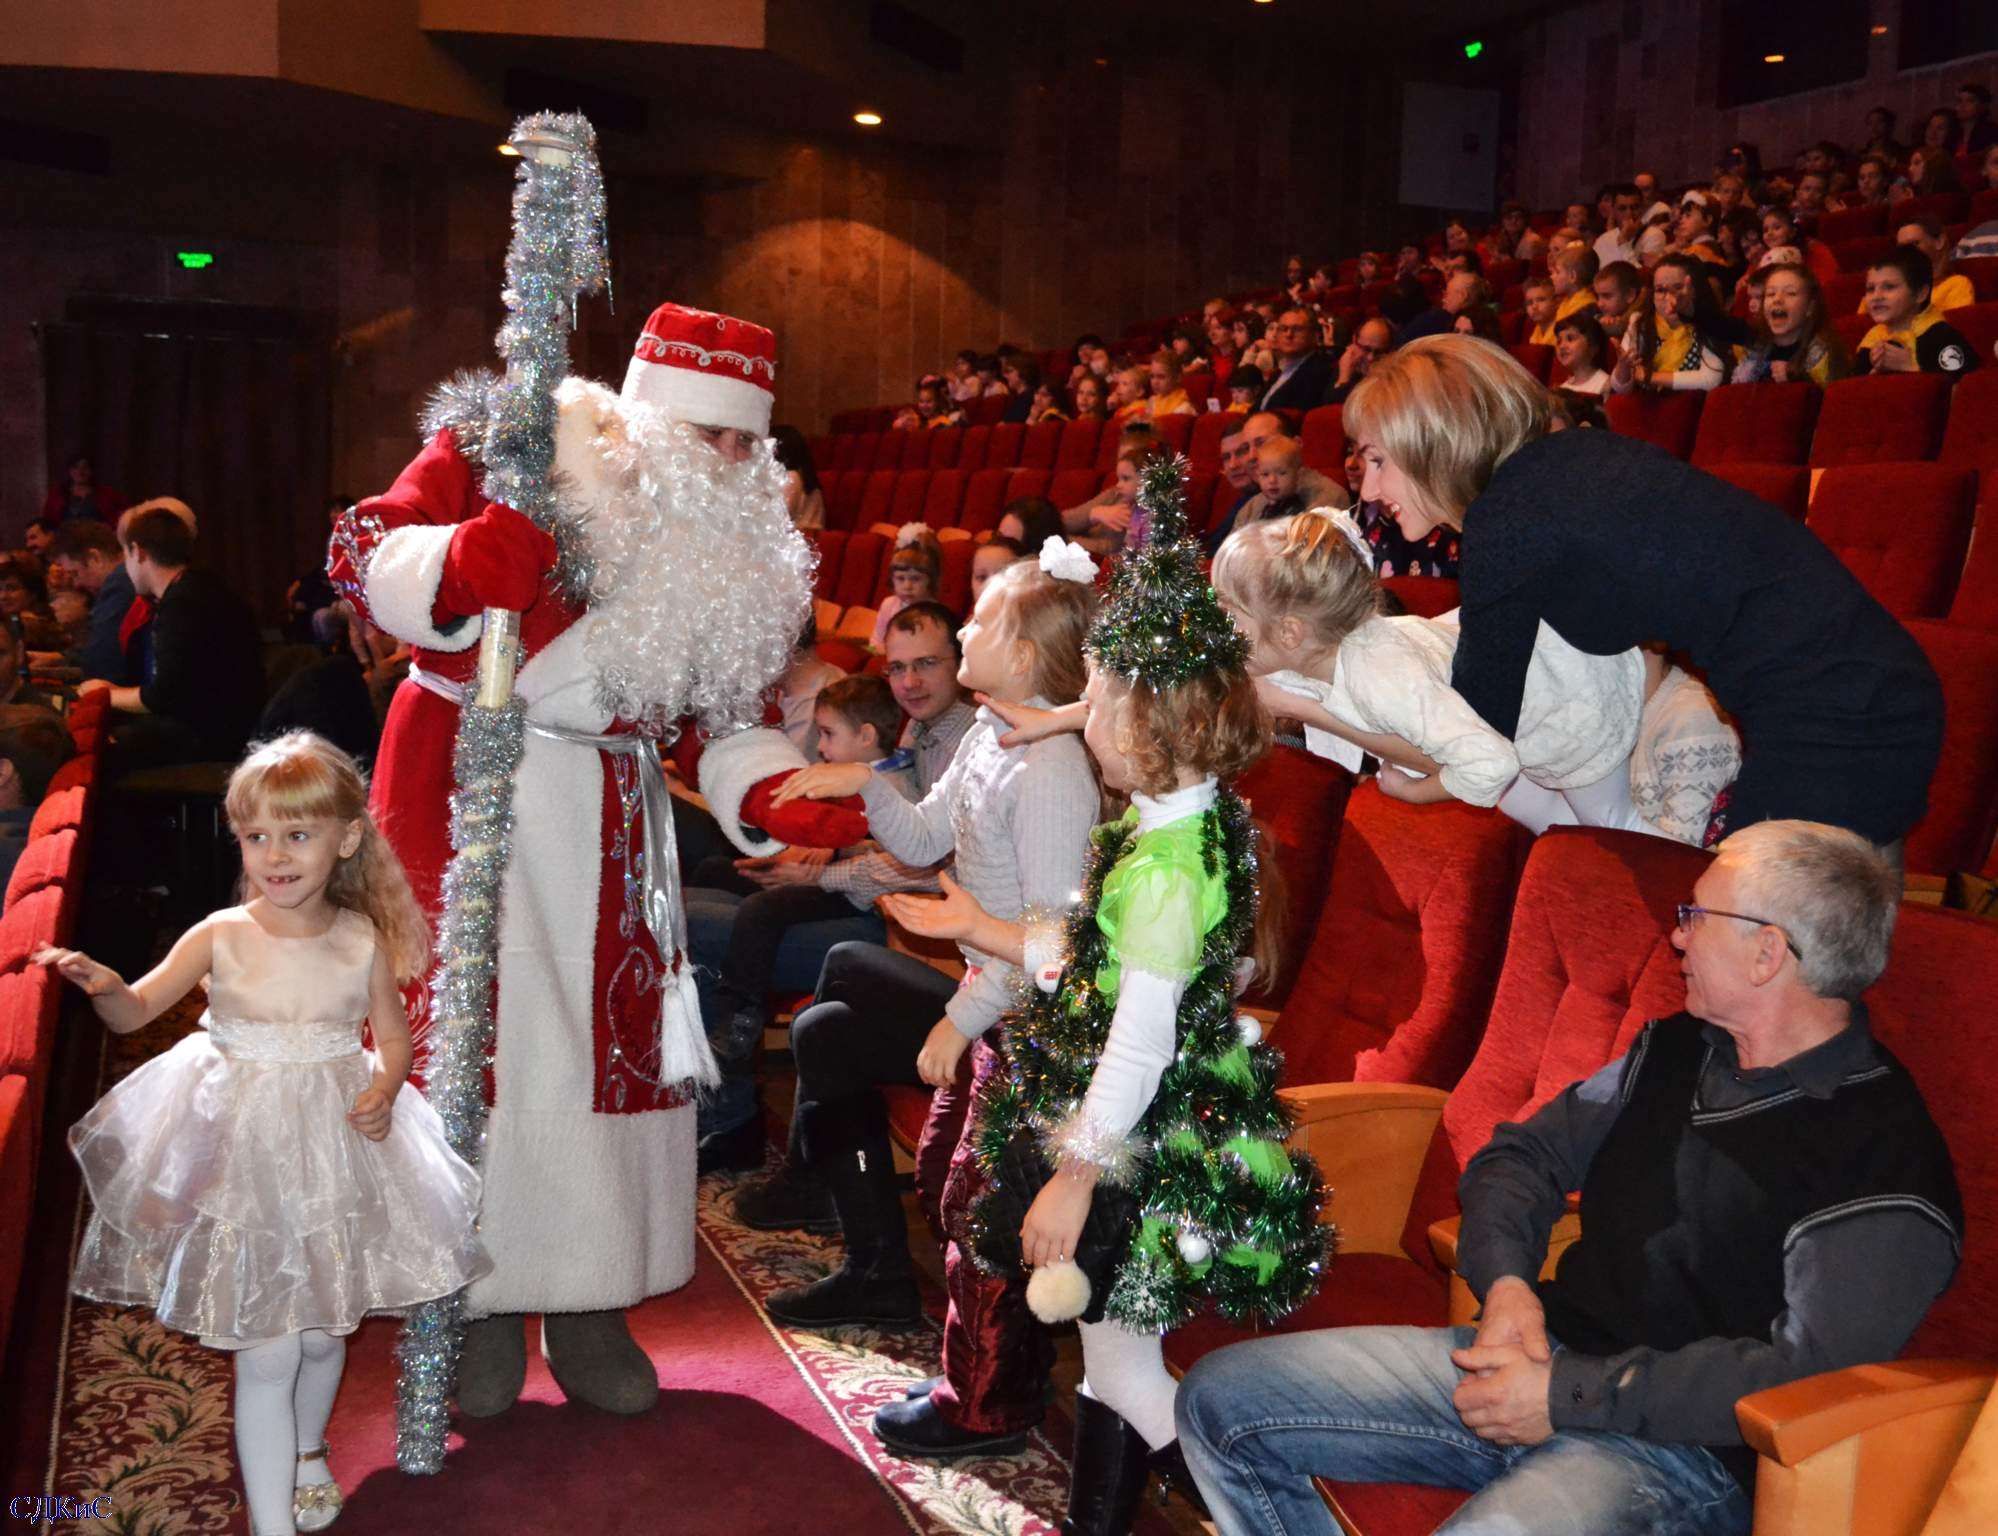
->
[1541,1014,1960,1482]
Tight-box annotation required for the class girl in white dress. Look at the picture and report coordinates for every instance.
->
[1211,509,1661,836]
[38,731,486,1536]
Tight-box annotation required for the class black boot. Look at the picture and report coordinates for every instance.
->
[765,1093,922,1328]
[1147,1438,1210,1518]
[731,1159,840,1232]
[1060,1393,1152,1536]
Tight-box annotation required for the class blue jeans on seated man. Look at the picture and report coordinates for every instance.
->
[686,884,885,1141]
[1175,1326,1752,1536]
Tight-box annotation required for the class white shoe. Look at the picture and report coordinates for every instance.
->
[294,1445,343,1532]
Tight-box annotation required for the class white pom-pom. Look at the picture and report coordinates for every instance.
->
[1236,1012,1263,1047]
[1026,1260,1092,1323]
[1176,1230,1213,1264]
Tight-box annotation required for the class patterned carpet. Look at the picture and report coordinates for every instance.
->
[33,998,1192,1534]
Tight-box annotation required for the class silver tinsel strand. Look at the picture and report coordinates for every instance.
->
[396,111,610,1476]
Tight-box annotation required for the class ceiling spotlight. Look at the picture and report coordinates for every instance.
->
[1870,24,1887,34]
[497,143,521,156]
[1763,53,1786,63]
[853,110,883,126]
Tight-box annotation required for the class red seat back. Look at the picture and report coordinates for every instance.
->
[1019,421,1063,471]
[1822,270,1868,315]
[1605,389,1706,460]
[1048,468,1103,511]
[1804,464,1976,618]
[1054,417,1103,471]
[1903,620,1998,878]
[985,423,1026,468]
[833,532,886,607]
[1002,468,1052,507]
[1235,746,1354,1012]
[1946,476,1998,631]
[807,529,847,601]
[1817,205,1887,243]
[1188,410,1245,474]
[1952,258,1998,303]
[888,470,931,529]
[1279,787,1528,1090]
[44,758,98,797]
[1833,234,1899,273]
[1945,302,1998,370]
[858,471,897,528]
[1690,381,1820,466]
[920,470,967,530]
[1810,374,1952,467]
[1704,462,1810,520]
[1154,414,1196,455]
[957,425,993,473]
[965,394,1009,427]
[1507,343,1554,383]
[5,828,78,915]
[28,786,87,842]
[925,427,964,469]
[1939,371,1998,472]
[851,431,883,471]
[936,538,976,617]
[958,469,1011,535]
[1300,406,1346,475]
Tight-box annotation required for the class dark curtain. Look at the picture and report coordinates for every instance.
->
[40,318,333,630]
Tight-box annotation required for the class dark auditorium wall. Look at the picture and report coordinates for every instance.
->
[1513,0,1998,209]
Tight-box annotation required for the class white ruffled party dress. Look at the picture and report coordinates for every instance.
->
[68,906,487,1348]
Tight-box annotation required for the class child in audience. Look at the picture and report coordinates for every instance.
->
[1522,277,1560,346]
[1738,263,1851,384]
[1026,381,1070,424]
[1547,245,1599,329]
[38,731,484,1536]
[970,535,1027,606]
[872,525,942,648]
[1612,253,1736,391]
[1553,313,1613,394]
[1211,510,1668,838]
[1072,373,1109,419]
[1854,247,1981,381]
[765,547,1100,1458]
[0,704,73,886]
[1239,438,1308,529]
[1591,259,1641,330]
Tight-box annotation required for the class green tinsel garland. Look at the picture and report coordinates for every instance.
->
[968,787,1330,1333]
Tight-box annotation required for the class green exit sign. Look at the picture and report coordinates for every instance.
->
[177,251,215,270]
[1464,40,1484,59]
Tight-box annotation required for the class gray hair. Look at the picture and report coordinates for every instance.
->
[1716,820,1899,1001]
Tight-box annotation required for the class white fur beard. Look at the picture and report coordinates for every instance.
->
[556,385,815,737]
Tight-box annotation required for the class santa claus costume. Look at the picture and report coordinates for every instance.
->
[330,304,835,1414]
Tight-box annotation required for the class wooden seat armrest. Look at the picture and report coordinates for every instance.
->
[1736,1359,1994,1466]
[1431,1204,1584,1326]
[878,904,967,978]
[1278,1082,1449,1257]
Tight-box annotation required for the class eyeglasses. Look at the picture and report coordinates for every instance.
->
[1676,904,1804,961]
[883,655,950,681]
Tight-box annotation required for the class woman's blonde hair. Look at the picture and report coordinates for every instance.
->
[225,731,431,984]
[1212,510,1382,652]
[1342,335,1552,524]
[985,559,1096,704]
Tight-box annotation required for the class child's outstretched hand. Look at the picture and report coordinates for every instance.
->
[977,694,1084,748]
[768,761,872,807]
[881,870,988,943]
[348,1086,394,1142]
[34,945,121,997]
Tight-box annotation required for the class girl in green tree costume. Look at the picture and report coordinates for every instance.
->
[885,463,1328,1535]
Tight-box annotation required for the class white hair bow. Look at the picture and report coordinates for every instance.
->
[1323,507,1375,568]
[1039,536,1099,585]
[896,521,929,548]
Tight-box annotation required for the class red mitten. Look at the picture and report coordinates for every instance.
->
[739,772,870,850]
[436,502,558,619]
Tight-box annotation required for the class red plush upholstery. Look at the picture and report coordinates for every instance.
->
[986,423,1026,469]
[0,968,56,1081]
[1189,411,1245,474]
[884,1083,930,1153]
[1947,478,1998,631]
[832,532,887,607]
[1019,421,1063,471]
[1203,476,1244,536]
[958,468,1011,535]
[1003,469,1053,509]
[937,538,975,616]
[1704,462,1811,520]
[877,430,918,471]
[1507,343,1553,384]
[1810,374,1952,467]
[850,431,882,471]
[924,428,963,469]
[1048,467,1103,511]
[1940,370,1998,471]
[1953,258,1998,302]
[28,786,87,843]
[1903,621,1998,878]
[1154,414,1195,455]
[1817,205,1886,243]
[888,470,931,529]
[0,1073,32,1368]
[1605,389,1705,460]
[5,828,79,923]
[1277,787,1529,1091]
[1300,406,1346,475]
[858,471,897,528]
[1690,382,1820,467]
[1833,234,1898,273]
[966,394,1008,427]
[1054,416,1103,471]
[45,758,98,796]
[1162,1251,1450,1376]
[920,469,966,530]
[1804,464,1976,618]
[827,435,858,471]
[0,887,63,980]
[957,425,993,474]
[1379,576,1461,618]
[823,470,864,529]
[1235,746,1355,1011]
[1945,303,1998,377]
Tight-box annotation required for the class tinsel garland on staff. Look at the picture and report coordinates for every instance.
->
[393,111,610,1476]
[966,453,1330,1333]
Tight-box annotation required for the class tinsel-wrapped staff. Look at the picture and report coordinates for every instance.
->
[391,111,610,1474]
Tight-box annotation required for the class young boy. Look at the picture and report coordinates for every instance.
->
[1240,437,1308,528]
[1523,277,1560,346]
[1549,246,1599,328]
[690,674,915,1170]
[1592,260,1642,330]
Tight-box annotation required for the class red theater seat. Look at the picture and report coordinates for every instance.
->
[858,471,897,528]
[1605,389,1706,460]
[826,470,868,530]
[1690,381,1820,467]
[965,394,1008,427]
[1188,411,1244,474]
[1154,414,1195,455]
[1954,258,1998,303]
[985,423,1026,469]
[0,1073,33,1358]
[958,469,1011,535]
[1904,621,1998,878]
[6,828,79,918]
[920,470,967,530]
[1833,234,1898,273]
[44,759,98,797]
[957,425,993,473]
[1235,747,1356,1012]
[1945,301,1998,370]
[807,529,846,601]
[1817,205,1886,243]
[1939,370,1998,471]
[1002,469,1052,510]
[888,470,931,529]
[826,435,857,471]
[832,532,887,608]
[1704,462,1811,520]
[1822,270,1867,315]
[1379,576,1461,618]
[1899,191,1968,229]
[1054,417,1103,470]
[0,886,63,977]
[937,538,975,616]
[1048,467,1104,512]
[1805,464,1976,618]
[1019,421,1063,470]
[924,428,964,469]
[1947,477,1998,631]
[1204,476,1244,536]
[874,430,915,471]
[28,786,88,843]
[1810,374,1951,467]
[1832,311,1875,356]
[850,431,882,471]
[1507,343,1553,383]
[1300,406,1345,475]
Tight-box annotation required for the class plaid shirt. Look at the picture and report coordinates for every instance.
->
[817,698,977,909]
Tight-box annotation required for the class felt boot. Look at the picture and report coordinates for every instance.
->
[540,1310,660,1415]
[456,1312,527,1418]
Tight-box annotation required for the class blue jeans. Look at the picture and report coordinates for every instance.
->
[1175,1327,1752,1536]
[685,886,884,1138]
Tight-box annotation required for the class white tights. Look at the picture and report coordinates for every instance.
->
[1497,762,1658,839]
[1076,1317,1178,1450]
[233,1329,346,1536]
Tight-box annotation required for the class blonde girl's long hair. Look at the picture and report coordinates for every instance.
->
[224,731,432,984]
[1212,510,1384,655]
[985,558,1098,705]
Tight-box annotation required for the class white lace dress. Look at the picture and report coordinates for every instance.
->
[68,907,488,1348]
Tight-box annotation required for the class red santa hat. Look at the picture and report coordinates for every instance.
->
[620,302,777,436]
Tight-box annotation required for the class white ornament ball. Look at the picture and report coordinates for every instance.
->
[1236,1013,1263,1047]
[1176,1230,1214,1264]
[1026,1260,1093,1323]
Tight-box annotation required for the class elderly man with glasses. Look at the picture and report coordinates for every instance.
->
[1259,306,1338,412]
[1177,819,1961,1536]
